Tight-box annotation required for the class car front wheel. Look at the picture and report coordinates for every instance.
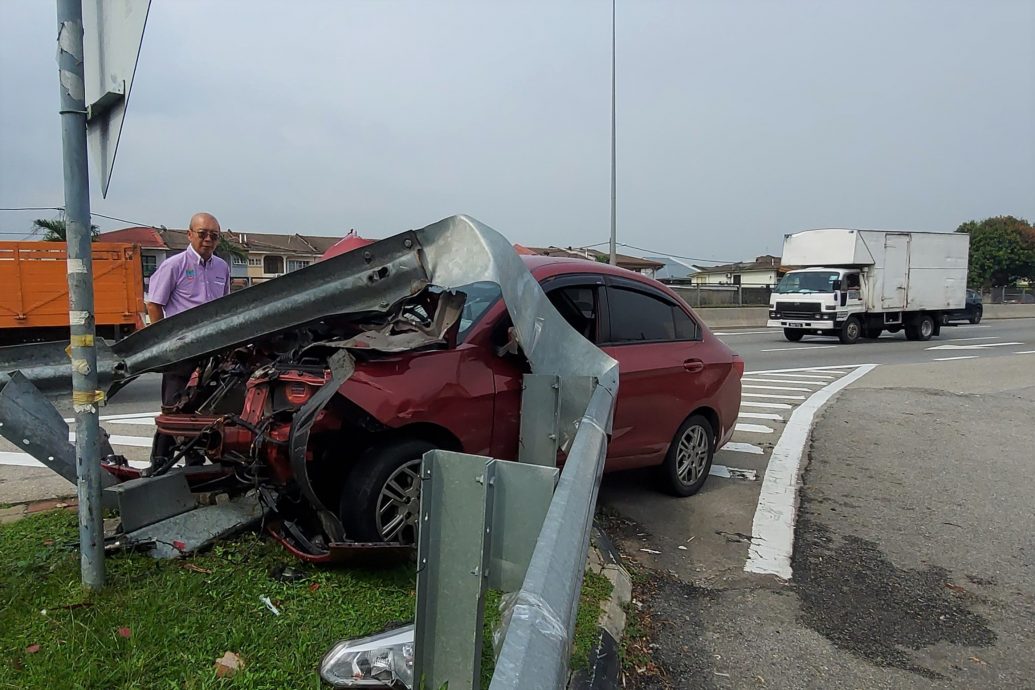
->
[970,308,982,324]
[661,415,715,497]
[339,438,436,545]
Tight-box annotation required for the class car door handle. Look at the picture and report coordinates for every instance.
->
[683,359,704,373]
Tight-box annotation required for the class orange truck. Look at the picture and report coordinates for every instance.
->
[0,241,146,346]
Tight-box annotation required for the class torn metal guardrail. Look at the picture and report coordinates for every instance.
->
[0,214,616,460]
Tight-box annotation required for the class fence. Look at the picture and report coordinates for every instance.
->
[670,284,773,307]
[980,287,1035,304]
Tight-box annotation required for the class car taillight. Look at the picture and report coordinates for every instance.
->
[732,354,745,379]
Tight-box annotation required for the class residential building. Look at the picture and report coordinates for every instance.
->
[226,231,340,284]
[528,246,665,275]
[690,255,784,287]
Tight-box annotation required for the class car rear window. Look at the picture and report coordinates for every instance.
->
[608,287,698,343]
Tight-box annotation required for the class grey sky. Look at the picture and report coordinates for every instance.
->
[1,0,1032,263]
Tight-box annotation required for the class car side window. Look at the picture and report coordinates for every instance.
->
[547,285,599,342]
[606,286,698,343]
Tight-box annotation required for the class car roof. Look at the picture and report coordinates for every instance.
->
[519,254,653,281]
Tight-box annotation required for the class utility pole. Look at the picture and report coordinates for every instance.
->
[609,0,618,266]
[56,0,104,589]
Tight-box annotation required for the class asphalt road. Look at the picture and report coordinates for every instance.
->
[598,318,1035,689]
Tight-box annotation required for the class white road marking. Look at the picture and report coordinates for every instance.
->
[0,451,149,470]
[756,373,835,380]
[742,393,807,401]
[747,364,868,375]
[926,342,1024,351]
[709,465,758,480]
[1014,350,1035,354]
[933,356,979,361]
[68,432,152,448]
[63,412,159,423]
[735,423,774,434]
[738,412,784,421]
[745,364,878,579]
[741,378,824,386]
[713,330,772,336]
[947,336,999,342]
[743,384,812,392]
[724,442,764,455]
[760,345,837,352]
[740,401,793,410]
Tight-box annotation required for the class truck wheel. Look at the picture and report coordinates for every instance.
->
[917,314,935,341]
[838,316,861,344]
[338,438,437,545]
[970,308,982,325]
[783,328,804,342]
[661,414,714,497]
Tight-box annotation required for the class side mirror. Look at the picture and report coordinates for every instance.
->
[831,279,843,292]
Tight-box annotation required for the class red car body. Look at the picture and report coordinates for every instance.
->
[332,255,742,471]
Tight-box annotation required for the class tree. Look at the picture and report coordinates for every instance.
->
[214,235,248,266]
[32,217,99,242]
[955,216,1035,287]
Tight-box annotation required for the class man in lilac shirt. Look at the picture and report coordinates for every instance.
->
[146,212,231,467]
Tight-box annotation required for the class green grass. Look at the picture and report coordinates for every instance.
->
[1,511,615,689]
[0,510,414,689]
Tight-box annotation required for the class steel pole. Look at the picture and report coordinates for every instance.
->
[56,0,104,589]
[609,0,617,266]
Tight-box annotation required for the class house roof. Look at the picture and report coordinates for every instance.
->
[96,227,165,248]
[645,256,698,280]
[321,230,376,260]
[692,255,783,275]
[224,231,341,254]
[527,246,664,271]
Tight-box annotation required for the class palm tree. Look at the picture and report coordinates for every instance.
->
[32,217,99,242]
[214,235,248,265]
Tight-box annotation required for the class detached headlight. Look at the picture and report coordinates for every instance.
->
[320,624,414,688]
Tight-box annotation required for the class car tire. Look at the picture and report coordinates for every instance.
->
[661,414,715,497]
[338,437,437,545]
[970,309,982,325]
[838,316,861,344]
[784,328,804,342]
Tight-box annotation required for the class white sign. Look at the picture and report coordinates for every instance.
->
[83,0,151,198]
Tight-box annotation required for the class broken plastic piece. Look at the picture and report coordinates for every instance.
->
[320,624,415,689]
[260,595,280,616]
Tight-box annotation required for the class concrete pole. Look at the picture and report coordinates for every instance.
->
[56,0,104,589]
[609,0,617,266]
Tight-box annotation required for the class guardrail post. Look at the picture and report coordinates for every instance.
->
[414,450,558,689]
[518,374,560,466]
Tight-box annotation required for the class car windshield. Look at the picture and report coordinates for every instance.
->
[775,271,840,294]
[456,281,502,341]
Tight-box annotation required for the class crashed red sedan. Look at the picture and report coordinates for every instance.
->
[142,255,742,553]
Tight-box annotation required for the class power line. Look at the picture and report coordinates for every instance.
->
[1,206,161,229]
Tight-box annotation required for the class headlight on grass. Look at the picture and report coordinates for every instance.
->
[320,624,415,688]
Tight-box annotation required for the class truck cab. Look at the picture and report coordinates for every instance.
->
[768,267,869,342]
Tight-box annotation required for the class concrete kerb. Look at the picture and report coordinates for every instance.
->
[569,526,633,690]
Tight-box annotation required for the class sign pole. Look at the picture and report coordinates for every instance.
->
[57,0,104,589]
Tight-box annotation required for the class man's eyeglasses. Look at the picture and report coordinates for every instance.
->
[193,230,221,241]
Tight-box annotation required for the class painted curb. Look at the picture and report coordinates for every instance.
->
[569,526,633,690]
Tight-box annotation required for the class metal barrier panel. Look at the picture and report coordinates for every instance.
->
[489,384,615,690]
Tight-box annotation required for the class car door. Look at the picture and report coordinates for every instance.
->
[485,274,606,460]
[600,277,706,468]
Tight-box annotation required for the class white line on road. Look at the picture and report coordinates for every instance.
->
[1015,350,1035,354]
[759,345,837,352]
[735,423,774,434]
[926,342,1024,351]
[741,378,824,386]
[67,432,152,448]
[62,412,159,423]
[747,364,870,375]
[933,356,979,361]
[742,384,812,392]
[744,364,878,579]
[740,401,793,410]
[947,336,999,342]
[713,331,772,336]
[724,442,764,455]
[742,393,807,400]
[709,465,758,480]
[756,373,835,380]
[738,412,784,421]
[0,451,149,470]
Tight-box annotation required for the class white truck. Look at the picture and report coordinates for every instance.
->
[767,228,970,344]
